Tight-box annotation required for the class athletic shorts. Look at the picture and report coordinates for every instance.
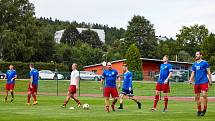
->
[104,87,119,98]
[194,83,208,94]
[69,85,77,94]
[28,84,38,93]
[121,88,134,97]
[156,83,170,93]
[6,83,15,91]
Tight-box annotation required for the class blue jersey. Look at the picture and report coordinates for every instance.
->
[6,70,17,84]
[102,69,119,87]
[192,60,209,85]
[158,63,173,84]
[122,71,132,90]
[30,69,39,85]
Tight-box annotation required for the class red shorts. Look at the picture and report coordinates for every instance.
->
[156,83,170,93]
[194,83,209,94]
[28,84,38,93]
[69,85,76,94]
[104,87,119,98]
[6,83,15,91]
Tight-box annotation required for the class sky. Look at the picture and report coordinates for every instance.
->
[29,0,215,38]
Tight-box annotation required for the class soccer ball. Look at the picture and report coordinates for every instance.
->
[82,104,90,110]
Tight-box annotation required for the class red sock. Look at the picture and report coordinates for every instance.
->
[198,105,202,112]
[32,94,37,101]
[204,105,207,111]
[164,97,168,109]
[153,95,159,108]
[27,94,31,103]
[112,99,117,106]
[73,97,81,105]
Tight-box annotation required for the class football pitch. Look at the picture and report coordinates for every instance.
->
[0,80,215,121]
[0,95,215,121]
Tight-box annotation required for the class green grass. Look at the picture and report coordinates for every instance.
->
[0,95,215,121]
[1,80,215,97]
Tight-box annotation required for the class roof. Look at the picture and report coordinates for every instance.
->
[83,58,193,68]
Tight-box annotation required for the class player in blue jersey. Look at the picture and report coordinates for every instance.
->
[152,55,172,112]
[27,63,39,106]
[100,62,120,112]
[4,65,17,102]
[118,64,141,109]
[189,51,213,116]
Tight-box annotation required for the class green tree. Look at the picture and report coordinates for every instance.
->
[201,33,215,71]
[125,15,158,58]
[79,29,103,48]
[157,38,179,60]
[71,42,103,69]
[54,44,73,64]
[60,24,80,46]
[0,0,43,62]
[125,44,142,71]
[177,50,193,62]
[176,24,209,55]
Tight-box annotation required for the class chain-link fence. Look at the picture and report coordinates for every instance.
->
[0,70,214,97]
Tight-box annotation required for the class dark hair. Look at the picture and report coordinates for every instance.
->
[196,51,203,55]
[29,63,34,68]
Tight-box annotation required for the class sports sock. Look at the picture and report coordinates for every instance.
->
[198,105,201,112]
[27,94,31,103]
[164,97,168,109]
[153,95,159,108]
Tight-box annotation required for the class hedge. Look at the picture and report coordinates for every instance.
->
[0,61,68,79]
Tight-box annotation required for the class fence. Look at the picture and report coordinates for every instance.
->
[0,70,214,97]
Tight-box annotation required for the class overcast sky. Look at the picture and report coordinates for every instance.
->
[29,0,215,38]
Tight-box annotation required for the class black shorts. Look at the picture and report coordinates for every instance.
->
[121,88,134,97]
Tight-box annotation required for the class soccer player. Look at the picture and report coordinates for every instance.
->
[27,63,39,106]
[100,62,120,112]
[62,63,81,108]
[118,64,141,109]
[189,51,213,116]
[4,65,17,102]
[152,55,172,112]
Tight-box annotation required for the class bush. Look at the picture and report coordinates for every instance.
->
[0,62,68,79]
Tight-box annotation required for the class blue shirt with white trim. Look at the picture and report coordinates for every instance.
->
[192,60,209,85]
[6,70,17,84]
[158,63,173,84]
[122,71,132,90]
[102,69,119,87]
[30,69,39,85]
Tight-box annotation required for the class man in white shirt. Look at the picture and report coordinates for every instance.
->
[62,63,81,108]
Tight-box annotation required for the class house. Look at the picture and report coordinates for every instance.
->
[83,58,193,81]
[54,28,105,44]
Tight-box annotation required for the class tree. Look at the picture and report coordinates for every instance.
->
[157,38,179,60]
[201,33,215,71]
[79,29,103,48]
[125,15,158,58]
[176,24,209,56]
[71,42,103,70]
[177,50,193,62]
[54,44,73,64]
[0,0,43,62]
[60,24,80,46]
[125,44,142,71]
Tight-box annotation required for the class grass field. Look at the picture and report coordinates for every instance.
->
[0,95,215,121]
[0,80,215,97]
